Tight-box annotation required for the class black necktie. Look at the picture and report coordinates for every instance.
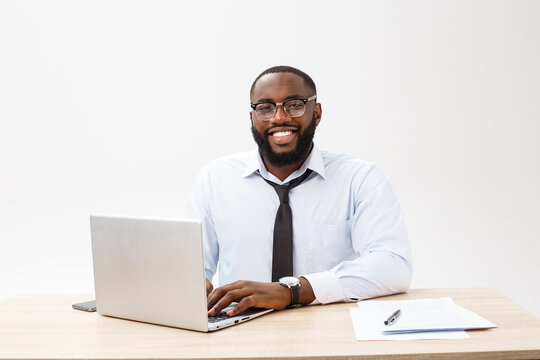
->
[262,169,313,282]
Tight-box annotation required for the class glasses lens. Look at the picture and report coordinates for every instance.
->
[284,99,305,117]
[255,103,275,120]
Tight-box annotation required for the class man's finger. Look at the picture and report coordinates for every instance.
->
[207,285,232,310]
[205,279,213,296]
[226,296,255,317]
[208,289,244,316]
[207,281,249,310]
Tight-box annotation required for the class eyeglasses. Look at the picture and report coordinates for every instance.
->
[250,95,317,121]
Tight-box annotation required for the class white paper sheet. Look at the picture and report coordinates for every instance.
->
[349,308,469,341]
[350,297,496,341]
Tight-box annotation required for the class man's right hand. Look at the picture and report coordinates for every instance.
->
[206,278,213,296]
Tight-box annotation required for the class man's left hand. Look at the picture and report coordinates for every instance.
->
[207,280,290,317]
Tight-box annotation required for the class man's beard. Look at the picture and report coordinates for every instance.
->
[251,114,317,167]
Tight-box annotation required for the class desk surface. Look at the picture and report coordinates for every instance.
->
[1,288,539,360]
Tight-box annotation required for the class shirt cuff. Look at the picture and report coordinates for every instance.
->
[301,271,346,304]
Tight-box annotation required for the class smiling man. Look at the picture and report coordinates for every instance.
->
[185,65,412,317]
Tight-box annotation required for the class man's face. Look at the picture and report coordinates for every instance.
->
[250,72,321,167]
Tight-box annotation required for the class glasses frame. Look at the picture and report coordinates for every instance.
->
[250,95,317,120]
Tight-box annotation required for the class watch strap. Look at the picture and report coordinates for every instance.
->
[290,282,300,305]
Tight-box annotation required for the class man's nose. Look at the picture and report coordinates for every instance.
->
[271,104,290,124]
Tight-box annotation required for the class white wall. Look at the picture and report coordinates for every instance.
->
[1,1,539,318]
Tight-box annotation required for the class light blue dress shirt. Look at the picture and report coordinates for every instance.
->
[185,145,412,303]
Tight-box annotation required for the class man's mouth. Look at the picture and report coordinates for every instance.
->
[272,130,294,138]
[267,127,298,145]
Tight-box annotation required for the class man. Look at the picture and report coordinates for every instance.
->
[185,66,412,318]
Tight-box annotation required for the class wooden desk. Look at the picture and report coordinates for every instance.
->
[1,288,539,360]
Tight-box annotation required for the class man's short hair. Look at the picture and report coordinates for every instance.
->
[250,65,317,99]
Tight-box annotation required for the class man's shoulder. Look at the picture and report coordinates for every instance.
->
[315,150,395,203]
[317,149,389,188]
[319,149,376,172]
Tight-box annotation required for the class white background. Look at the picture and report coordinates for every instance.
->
[1,1,539,318]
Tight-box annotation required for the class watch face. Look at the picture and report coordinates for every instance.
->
[279,276,299,286]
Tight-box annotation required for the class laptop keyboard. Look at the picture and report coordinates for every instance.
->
[208,311,231,323]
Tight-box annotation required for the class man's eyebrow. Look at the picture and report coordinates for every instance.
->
[253,98,274,104]
[284,95,304,101]
[253,95,305,103]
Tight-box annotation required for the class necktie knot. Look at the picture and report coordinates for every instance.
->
[262,169,313,205]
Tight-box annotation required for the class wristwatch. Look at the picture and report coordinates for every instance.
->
[279,276,301,307]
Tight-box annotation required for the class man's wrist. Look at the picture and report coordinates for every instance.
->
[298,276,315,305]
[278,277,301,306]
[276,282,293,308]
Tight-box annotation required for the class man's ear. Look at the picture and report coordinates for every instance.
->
[314,103,322,126]
[249,111,253,124]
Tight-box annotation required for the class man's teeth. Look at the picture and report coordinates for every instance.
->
[272,131,293,137]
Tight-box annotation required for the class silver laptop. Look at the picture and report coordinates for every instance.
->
[90,215,273,332]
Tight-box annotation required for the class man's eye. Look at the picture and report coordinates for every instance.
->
[257,104,274,112]
[286,101,304,109]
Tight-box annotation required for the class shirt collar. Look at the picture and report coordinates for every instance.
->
[241,144,326,182]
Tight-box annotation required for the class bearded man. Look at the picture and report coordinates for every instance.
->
[185,65,412,317]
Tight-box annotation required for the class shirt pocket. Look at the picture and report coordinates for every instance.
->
[308,219,353,272]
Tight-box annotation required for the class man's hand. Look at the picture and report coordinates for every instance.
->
[206,278,213,296]
[207,277,315,317]
[207,280,290,317]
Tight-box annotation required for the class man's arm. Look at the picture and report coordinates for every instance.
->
[303,165,412,303]
[185,165,219,283]
[207,277,315,317]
